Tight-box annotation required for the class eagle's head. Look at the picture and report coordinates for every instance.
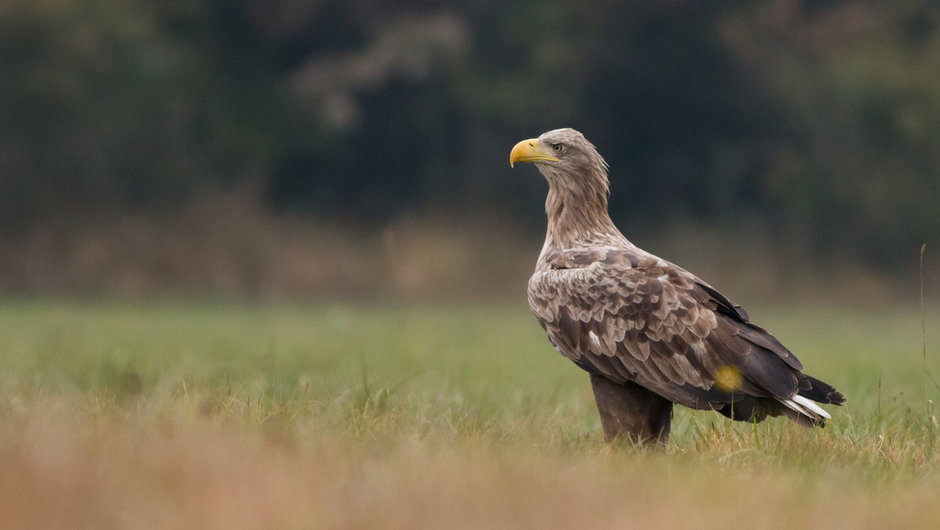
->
[510,128,609,197]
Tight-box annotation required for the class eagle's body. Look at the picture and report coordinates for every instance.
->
[511,128,844,444]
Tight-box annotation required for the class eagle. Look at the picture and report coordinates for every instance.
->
[510,128,844,444]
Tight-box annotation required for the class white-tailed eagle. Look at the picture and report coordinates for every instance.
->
[510,128,844,444]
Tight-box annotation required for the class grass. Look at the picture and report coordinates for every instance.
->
[1,299,940,528]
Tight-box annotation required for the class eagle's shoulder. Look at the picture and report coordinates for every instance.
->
[528,246,703,323]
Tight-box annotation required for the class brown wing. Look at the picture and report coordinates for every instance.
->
[528,247,810,415]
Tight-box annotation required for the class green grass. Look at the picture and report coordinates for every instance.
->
[1,300,940,528]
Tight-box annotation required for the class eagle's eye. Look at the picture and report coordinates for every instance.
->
[551,144,564,153]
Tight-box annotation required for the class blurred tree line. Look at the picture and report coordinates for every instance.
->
[1,0,938,273]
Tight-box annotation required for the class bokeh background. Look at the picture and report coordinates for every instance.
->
[2,0,938,302]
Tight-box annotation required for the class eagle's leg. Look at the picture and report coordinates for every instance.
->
[589,373,673,445]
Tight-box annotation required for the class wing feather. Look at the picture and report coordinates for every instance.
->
[528,247,808,412]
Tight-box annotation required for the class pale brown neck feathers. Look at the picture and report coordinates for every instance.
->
[541,165,621,249]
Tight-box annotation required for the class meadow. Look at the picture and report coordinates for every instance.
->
[2,299,939,529]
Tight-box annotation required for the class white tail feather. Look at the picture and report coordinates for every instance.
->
[780,398,808,416]
[791,395,831,419]
[779,395,831,421]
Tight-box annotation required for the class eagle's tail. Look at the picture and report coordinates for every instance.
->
[777,375,845,427]
[778,395,831,426]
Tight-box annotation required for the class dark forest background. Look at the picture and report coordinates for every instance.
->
[1,0,938,300]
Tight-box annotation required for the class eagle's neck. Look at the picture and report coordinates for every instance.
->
[541,167,626,252]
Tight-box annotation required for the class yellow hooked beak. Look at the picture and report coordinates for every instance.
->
[509,138,559,168]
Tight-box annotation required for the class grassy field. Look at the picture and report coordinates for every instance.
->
[2,299,940,529]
